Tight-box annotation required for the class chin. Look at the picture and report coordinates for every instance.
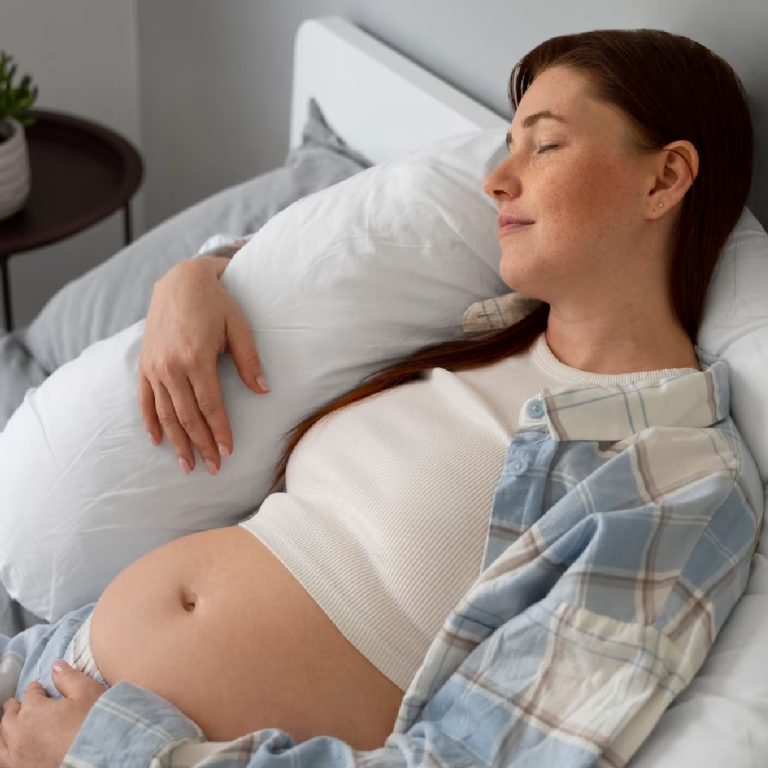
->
[499,259,533,295]
[498,254,555,303]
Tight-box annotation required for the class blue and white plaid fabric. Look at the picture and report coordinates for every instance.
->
[65,355,763,767]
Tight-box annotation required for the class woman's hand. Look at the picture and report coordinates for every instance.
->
[0,661,107,768]
[139,246,270,477]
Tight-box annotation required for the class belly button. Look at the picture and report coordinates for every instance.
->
[180,589,198,612]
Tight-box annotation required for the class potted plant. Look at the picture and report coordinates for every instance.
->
[0,51,39,221]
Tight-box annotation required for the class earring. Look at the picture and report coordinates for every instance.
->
[657,201,664,208]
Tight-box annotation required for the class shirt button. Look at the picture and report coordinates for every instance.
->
[527,399,544,419]
[509,457,529,475]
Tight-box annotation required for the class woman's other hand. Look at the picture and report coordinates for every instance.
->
[0,661,107,768]
[139,242,269,476]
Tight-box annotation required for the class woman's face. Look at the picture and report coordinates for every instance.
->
[483,65,654,302]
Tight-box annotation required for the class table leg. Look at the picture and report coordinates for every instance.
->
[0,257,12,333]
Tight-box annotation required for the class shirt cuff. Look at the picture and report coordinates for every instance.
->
[64,681,205,767]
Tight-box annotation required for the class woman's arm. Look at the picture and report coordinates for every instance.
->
[139,236,269,477]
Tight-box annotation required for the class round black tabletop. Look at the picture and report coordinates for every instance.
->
[0,108,144,259]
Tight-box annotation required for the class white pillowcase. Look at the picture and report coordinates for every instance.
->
[697,207,768,495]
[0,126,765,633]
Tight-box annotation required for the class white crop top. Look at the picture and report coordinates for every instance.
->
[238,332,698,691]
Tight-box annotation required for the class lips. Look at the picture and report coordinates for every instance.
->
[497,215,534,236]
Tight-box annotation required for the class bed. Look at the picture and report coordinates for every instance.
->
[0,15,767,767]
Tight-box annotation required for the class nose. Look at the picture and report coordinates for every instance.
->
[482,157,519,203]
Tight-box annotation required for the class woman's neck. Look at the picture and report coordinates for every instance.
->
[544,324,700,375]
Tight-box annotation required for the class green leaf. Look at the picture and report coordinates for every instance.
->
[0,50,38,122]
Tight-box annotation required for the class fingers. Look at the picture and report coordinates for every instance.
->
[140,355,222,474]
[150,380,194,473]
[225,300,269,395]
[0,699,14,765]
[138,374,162,446]
[142,362,233,476]
[188,361,234,461]
[23,682,45,698]
[154,378,220,476]
[0,731,8,767]
[137,267,269,475]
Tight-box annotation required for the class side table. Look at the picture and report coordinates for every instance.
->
[0,109,143,331]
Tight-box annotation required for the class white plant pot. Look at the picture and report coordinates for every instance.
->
[0,117,31,221]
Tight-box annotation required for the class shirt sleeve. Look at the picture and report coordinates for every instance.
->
[63,681,480,768]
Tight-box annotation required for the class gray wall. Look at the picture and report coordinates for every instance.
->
[136,0,768,231]
[1,0,143,329]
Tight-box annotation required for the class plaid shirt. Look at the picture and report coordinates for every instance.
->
[64,354,763,768]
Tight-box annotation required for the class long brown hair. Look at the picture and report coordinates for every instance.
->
[266,28,753,495]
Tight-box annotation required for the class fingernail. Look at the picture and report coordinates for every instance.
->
[218,443,231,459]
[256,375,270,392]
[53,660,66,673]
[205,458,219,476]
[148,431,159,446]
[179,457,192,475]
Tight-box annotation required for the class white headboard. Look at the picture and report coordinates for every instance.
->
[289,16,507,164]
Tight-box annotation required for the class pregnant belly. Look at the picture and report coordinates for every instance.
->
[89,525,404,749]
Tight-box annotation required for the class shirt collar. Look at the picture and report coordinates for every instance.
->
[519,360,729,440]
[463,293,731,441]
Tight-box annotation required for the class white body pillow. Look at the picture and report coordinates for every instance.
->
[0,129,510,622]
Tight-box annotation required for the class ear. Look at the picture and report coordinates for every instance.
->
[646,139,699,219]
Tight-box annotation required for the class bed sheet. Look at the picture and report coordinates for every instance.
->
[0,580,46,637]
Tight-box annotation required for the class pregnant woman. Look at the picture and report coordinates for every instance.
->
[0,28,759,768]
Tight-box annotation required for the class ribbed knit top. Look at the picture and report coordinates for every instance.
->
[238,332,699,691]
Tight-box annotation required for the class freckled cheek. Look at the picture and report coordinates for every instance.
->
[543,160,631,234]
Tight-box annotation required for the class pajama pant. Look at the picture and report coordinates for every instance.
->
[0,602,108,709]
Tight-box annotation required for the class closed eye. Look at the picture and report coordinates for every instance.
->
[537,144,559,154]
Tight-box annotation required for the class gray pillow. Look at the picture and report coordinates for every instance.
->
[19,98,370,377]
[0,335,47,438]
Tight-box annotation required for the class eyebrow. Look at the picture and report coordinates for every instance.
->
[505,110,569,150]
